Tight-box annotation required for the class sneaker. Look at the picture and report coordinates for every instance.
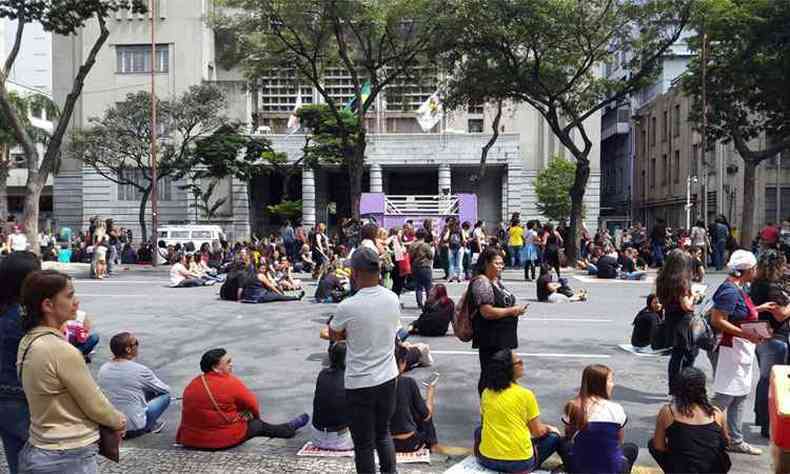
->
[727,442,763,455]
[287,413,309,431]
[151,421,166,433]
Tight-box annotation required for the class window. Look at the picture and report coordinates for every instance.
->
[674,150,680,183]
[641,170,647,198]
[650,158,656,188]
[116,44,169,74]
[191,231,213,239]
[673,104,680,137]
[467,119,484,133]
[662,154,668,186]
[662,110,668,142]
[641,129,646,156]
[650,116,656,146]
[117,169,173,201]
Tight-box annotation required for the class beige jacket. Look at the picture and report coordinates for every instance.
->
[17,326,124,450]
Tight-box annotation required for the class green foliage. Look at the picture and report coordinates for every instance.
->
[266,200,302,220]
[192,123,270,182]
[297,104,361,168]
[534,158,581,222]
[180,180,230,223]
[682,0,790,156]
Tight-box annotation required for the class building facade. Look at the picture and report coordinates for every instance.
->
[632,83,790,236]
[1,19,52,93]
[52,0,601,241]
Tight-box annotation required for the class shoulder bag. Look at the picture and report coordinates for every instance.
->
[200,375,244,424]
[19,333,122,463]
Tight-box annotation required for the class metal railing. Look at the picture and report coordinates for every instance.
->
[384,195,460,216]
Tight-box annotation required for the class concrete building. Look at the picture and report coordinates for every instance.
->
[1,19,52,93]
[632,83,790,236]
[599,32,694,229]
[53,0,601,241]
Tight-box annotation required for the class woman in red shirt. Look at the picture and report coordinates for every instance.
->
[177,349,309,450]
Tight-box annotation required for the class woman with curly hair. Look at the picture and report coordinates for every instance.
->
[649,367,731,473]
[656,249,696,394]
[749,250,790,437]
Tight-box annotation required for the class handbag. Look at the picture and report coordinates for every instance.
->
[19,333,122,462]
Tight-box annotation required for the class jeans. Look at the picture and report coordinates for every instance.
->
[668,346,698,394]
[620,271,647,280]
[652,241,665,267]
[175,278,203,288]
[346,378,397,474]
[74,333,99,357]
[413,267,433,309]
[524,260,536,280]
[755,338,789,431]
[448,248,462,280]
[0,397,29,474]
[509,245,523,267]
[712,392,747,445]
[18,442,97,474]
[713,240,726,270]
[587,263,598,275]
[241,288,300,303]
[474,427,565,472]
[125,393,172,439]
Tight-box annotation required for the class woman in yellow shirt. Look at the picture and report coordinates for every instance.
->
[507,219,525,268]
[475,349,568,472]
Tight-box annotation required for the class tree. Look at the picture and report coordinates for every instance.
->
[439,0,692,260]
[0,0,147,252]
[181,180,229,223]
[534,157,579,222]
[682,0,790,245]
[66,85,229,241]
[216,0,450,219]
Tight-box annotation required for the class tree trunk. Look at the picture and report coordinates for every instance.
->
[247,182,256,238]
[138,188,151,243]
[476,100,503,193]
[0,145,8,223]
[22,177,44,254]
[349,133,366,220]
[740,159,758,248]
[566,154,592,263]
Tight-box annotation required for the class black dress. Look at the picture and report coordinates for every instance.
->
[412,301,454,336]
[651,419,730,473]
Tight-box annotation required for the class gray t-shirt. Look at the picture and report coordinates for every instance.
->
[330,285,400,390]
[98,360,171,431]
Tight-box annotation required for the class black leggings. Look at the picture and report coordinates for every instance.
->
[245,418,295,440]
[524,261,536,280]
[393,417,438,453]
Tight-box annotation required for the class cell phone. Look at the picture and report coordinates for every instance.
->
[423,372,440,387]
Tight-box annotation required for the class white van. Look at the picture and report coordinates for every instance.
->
[157,225,225,251]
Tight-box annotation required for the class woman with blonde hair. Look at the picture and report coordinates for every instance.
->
[562,365,637,473]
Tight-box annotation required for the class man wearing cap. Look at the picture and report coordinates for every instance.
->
[329,247,401,473]
[709,249,782,455]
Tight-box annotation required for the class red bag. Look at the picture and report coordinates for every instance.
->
[398,253,412,276]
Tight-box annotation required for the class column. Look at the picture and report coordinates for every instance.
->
[438,163,452,195]
[302,167,316,227]
[369,163,383,193]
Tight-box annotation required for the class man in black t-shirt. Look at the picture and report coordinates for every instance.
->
[596,254,619,279]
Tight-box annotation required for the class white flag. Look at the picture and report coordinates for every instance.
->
[416,91,443,132]
[287,95,302,130]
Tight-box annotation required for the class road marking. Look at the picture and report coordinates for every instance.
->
[78,294,148,297]
[400,316,613,323]
[74,280,171,284]
[431,350,610,359]
[573,275,655,284]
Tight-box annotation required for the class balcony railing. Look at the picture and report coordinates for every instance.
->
[384,195,460,216]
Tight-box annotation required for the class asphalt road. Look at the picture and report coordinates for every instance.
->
[47,267,773,473]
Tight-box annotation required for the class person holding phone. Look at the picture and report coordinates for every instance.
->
[469,247,528,395]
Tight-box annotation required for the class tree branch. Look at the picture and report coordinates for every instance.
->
[2,10,25,78]
[478,99,503,180]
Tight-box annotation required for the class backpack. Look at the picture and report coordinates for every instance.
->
[452,279,477,342]
[688,293,718,351]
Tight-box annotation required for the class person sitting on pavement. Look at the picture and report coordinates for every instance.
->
[295,244,315,274]
[176,348,309,450]
[649,367,731,474]
[274,255,302,291]
[474,349,567,473]
[188,253,222,284]
[240,259,304,303]
[561,365,638,474]
[170,253,209,288]
[391,345,439,453]
[98,332,172,439]
[537,263,587,303]
[62,310,99,363]
[311,342,353,451]
[314,263,349,303]
[619,247,647,280]
[630,294,666,350]
[407,284,455,336]
[0,251,41,474]
[595,250,620,279]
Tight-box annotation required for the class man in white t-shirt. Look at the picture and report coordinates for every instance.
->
[329,247,400,474]
[7,225,28,252]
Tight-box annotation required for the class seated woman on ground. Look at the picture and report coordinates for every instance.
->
[619,247,647,280]
[177,348,309,450]
[561,365,638,474]
[630,294,666,350]
[275,255,302,291]
[576,244,601,272]
[649,367,731,474]
[240,258,304,303]
[311,342,353,451]
[187,253,220,284]
[537,264,587,303]
[295,244,315,273]
[170,253,208,288]
[475,349,567,473]
[407,284,455,336]
[391,345,439,453]
[315,263,348,303]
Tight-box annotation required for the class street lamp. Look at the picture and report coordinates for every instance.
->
[686,175,699,230]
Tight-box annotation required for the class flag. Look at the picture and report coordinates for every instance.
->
[343,81,372,112]
[287,94,302,130]
[416,91,443,132]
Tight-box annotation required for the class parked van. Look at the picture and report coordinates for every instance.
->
[157,225,225,251]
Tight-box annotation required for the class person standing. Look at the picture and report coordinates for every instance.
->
[507,217,524,268]
[543,224,564,277]
[329,247,401,473]
[409,229,435,310]
[281,220,296,262]
[691,220,710,268]
[651,218,667,268]
[6,226,28,253]
[711,218,730,271]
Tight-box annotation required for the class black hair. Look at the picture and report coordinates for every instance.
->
[20,270,71,332]
[475,221,483,228]
[361,223,379,241]
[646,293,657,309]
[475,247,503,275]
[329,341,347,370]
[673,367,716,417]
[415,228,427,240]
[0,251,41,313]
[200,348,227,373]
[110,332,133,358]
[481,349,516,392]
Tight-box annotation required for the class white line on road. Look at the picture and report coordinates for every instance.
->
[73,280,170,284]
[431,350,610,359]
[78,294,148,297]
[400,316,613,323]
